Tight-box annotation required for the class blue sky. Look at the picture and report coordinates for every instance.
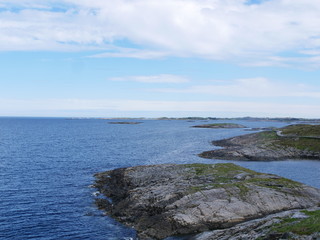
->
[0,0,320,118]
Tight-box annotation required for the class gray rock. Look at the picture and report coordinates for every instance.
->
[291,211,309,219]
[192,123,246,129]
[199,131,320,161]
[193,208,320,240]
[94,163,320,239]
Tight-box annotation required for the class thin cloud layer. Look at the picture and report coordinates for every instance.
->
[152,77,320,98]
[109,74,189,83]
[1,0,320,65]
[1,98,319,118]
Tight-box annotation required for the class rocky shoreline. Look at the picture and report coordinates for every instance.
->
[94,124,320,239]
[194,207,320,240]
[200,125,320,161]
[94,163,320,239]
[192,123,246,129]
[108,121,142,125]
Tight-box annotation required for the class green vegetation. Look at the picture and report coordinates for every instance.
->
[256,125,320,152]
[185,163,255,179]
[278,137,320,152]
[258,131,278,140]
[225,182,249,199]
[247,176,303,194]
[271,210,320,235]
[213,163,257,180]
[185,163,216,176]
[185,163,255,194]
[276,125,320,151]
[281,124,320,137]
[184,163,304,197]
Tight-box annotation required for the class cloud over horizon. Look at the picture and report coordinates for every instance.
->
[1,0,320,118]
[1,0,320,66]
[1,98,319,118]
[150,77,320,98]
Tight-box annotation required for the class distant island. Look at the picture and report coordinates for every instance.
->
[156,117,320,122]
[67,116,320,123]
[108,121,142,125]
[200,124,320,161]
[192,123,246,128]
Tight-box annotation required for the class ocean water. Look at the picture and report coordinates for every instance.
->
[0,118,319,240]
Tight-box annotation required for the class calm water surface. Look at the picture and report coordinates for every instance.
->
[0,118,319,239]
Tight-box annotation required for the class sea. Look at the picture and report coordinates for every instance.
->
[0,117,319,240]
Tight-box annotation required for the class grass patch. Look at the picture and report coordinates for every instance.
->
[272,210,320,235]
[186,163,216,175]
[281,124,320,137]
[184,163,256,178]
[185,164,303,197]
[278,137,320,152]
[185,163,257,195]
[214,163,256,174]
[257,127,320,152]
[258,131,278,138]
[233,182,250,198]
[248,177,302,190]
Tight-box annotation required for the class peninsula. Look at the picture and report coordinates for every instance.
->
[200,124,320,161]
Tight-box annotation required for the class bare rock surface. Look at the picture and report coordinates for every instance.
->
[193,207,320,240]
[94,163,320,239]
[108,121,142,124]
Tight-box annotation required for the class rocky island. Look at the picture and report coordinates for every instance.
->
[108,121,142,125]
[94,163,320,239]
[200,124,320,161]
[192,123,246,129]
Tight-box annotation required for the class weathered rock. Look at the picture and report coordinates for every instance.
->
[108,121,142,124]
[199,130,320,161]
[94,163,320,239]
[192,123,246,129]
[193,207,320,240]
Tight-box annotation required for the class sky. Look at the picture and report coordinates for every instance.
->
[0,0,320,118]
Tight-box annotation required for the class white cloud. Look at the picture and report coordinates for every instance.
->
[90,48,170,59]
[151,77,320,98]
[0,98,319,118]
[109,74,189,83]
[242,55,320,69]
[1,0,320,65]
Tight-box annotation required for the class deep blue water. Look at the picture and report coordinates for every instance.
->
[0,118,319,239]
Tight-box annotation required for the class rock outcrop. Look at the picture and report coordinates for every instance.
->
[194,207,320,240]
[108,121,142,124]
[94,163,320,239]
[192,123,246,129]
[199,129,320,161]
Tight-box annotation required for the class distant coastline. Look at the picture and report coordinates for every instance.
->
[65,116,320,122]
